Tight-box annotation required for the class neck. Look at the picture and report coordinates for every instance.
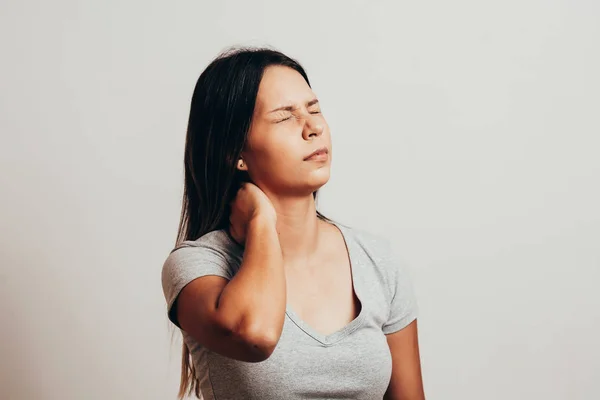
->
[268,193,323,264]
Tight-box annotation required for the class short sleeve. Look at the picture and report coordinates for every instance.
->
[381,243,419,334]
[161,241,234,328]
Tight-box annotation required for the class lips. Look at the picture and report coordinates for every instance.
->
[304,147,329,161]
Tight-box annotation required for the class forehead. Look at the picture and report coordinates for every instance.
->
[255,66,314,112]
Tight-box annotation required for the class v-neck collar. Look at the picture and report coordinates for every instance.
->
[284,221,367,346]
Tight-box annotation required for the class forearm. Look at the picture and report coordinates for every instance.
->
[216,214,286,344]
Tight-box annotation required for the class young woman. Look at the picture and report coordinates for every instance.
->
[161,47,425,400]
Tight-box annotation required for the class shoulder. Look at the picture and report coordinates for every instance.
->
[160,229,244,314]
[161,229,243,287]
[334,221,411,300]
[335,221,397,263]
[336,222,418,330]
[168,229,243,261]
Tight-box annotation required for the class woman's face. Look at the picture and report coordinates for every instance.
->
[240,66,332,197]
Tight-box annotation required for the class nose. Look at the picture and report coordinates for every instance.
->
[302,114,324,141]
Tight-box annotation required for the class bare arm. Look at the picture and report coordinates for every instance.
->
[175,213,285,362]
[384,319,425,400]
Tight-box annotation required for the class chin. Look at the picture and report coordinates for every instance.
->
[276,167,331,195]
[306,171,331,191]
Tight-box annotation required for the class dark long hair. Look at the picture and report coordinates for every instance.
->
[174,46,329,399]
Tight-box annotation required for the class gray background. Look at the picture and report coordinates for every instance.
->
[1,0,598,399]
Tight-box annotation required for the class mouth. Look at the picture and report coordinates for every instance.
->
[304,147,329,161]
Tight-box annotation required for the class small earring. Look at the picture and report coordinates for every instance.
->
[239,160,244,168]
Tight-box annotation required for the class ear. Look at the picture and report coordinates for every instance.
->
[237,158,248,171]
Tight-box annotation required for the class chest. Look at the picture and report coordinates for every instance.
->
[284,245,361,337]
[199,232,397,399]
[206,318,393,400]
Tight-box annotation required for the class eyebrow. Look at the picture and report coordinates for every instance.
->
[268,98,319,113]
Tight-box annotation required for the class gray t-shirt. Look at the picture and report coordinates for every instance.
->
[161,221,418,400]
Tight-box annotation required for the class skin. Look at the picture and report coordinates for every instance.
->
[176,65,424,397]
[239,66,425,399]
[384,320,425,400]
[237,65,361,336]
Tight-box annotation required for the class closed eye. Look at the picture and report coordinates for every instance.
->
[276,110,321,123]
[276,116,292,123]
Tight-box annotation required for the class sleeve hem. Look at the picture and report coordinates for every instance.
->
[382,312,418,335]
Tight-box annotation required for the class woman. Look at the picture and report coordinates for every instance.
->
[161,46,425,400]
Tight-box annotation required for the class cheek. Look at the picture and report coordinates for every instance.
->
[247,128,299,168]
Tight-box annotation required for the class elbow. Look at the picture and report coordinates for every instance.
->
[234,321,281,362]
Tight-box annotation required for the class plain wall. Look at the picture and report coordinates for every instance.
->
[1,0,598,399]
